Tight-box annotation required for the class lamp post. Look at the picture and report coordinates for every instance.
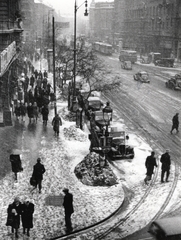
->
[103,101,113,135]
[72,0,88,110]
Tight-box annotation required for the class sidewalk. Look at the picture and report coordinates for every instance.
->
[0,58,125,239]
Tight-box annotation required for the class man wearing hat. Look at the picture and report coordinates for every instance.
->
[32,158,46,193]
[170,113,179,134]
[21,198,34,237]
[62,188,74,232]
[160,150,171,183]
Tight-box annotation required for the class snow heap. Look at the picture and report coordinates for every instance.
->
[63,125,87,142]
[74,152,118,186]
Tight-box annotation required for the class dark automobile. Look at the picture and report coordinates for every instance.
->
[166,74,181,90]
[121,60,132,70]
[148,216,181,240]
[155,58,174,67]
[133,71,150,83]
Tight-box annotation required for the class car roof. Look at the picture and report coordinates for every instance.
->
[88,96,101,101]
[138,71,148,74]
[152,217,181,236]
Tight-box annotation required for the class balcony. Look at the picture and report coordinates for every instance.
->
[0,20,23,34]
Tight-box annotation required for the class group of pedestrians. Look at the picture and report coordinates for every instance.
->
[144,149,171,185]
[144,112,179,185]
[7,158,73,237]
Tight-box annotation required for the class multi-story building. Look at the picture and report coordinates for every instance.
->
[0,0,23,126]
[89,0,114,43]
[89,0,181,61]
[122,0,181,59]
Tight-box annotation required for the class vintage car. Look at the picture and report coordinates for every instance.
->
[154,58,174,67]
[165,74,181,90]
[148,216,181,240]
[133,71,150,83]
[87,96,103,111]
[121,60,132,70]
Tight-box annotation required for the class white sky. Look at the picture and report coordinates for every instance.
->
[35,0,113,15]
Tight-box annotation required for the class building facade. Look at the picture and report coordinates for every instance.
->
[0,0,23,126]
[89,0,181,60]
[89,0,114,43]
[122,0,181,59]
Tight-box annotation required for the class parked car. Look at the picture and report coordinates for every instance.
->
[155,58,174,67]
[133,71,150,83]
[165,74,181,90]
[148,216,181,240]
[87,96,103,112]
[121,60,132,70]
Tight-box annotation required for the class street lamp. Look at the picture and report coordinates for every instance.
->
[72,0,88,110]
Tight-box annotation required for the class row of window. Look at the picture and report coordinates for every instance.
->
[125,3,174,19]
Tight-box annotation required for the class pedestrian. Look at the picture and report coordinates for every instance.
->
[43,70,48,78]
[144,151,157,185]
[6,197,22,238]
[62,188,74,232]
[52,113,62,136]
[170,113,179,134]
[32,158,46,193]
[42,77,48,90]
[19,102,26,121]
[21,198,34,237]
[33,102,38,123]
[160,149,171,183]
[28,88,34,104]
[10,154,23,181]
[27,102,34,123]
[30,74,35,88]
[41,105,49,126]
[14,102,21,120]
[34,69,38,80]
[38,70,43,81]
[24,76,29,92]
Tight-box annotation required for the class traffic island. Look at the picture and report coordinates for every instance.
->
[74,152,118,186]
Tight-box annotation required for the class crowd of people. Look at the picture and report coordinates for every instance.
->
[14,69,56,125]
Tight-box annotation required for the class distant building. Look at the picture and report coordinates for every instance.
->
[89,0,114,43]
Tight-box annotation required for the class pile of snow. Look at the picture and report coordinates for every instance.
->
[63,125,87,142]
[74,152,118,186]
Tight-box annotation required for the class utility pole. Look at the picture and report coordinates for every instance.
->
[52,16,57,115]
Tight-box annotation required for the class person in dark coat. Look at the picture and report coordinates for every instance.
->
[43,70,48,78]
[33,102,38,123]
[6,197,22,238]
[14,102,21,120]
[144,151,157,185]
[41,105,49,126]
[52,114,62,136]
[10,154,23,181]
[24,76,29,92]
[20,102,26,121]
[27,102,34,123]
[160,149,171,183]
[38,70,43,81]
[21,199,34,237]
[170,113,179,134]
[30,75,35,88]
[63,188,74,232]
[32,158,46,193]
[28,89,34,104]
[34,70,38,80]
